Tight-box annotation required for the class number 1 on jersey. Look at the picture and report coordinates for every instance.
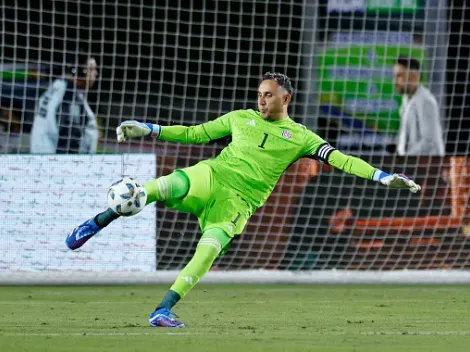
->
[258,133,269,149]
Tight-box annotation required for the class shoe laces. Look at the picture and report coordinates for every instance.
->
[81,223,93,232]
[158,309,179,320]
[168,311,179,319]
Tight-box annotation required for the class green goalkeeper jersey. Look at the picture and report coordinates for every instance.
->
[159,109,377,211]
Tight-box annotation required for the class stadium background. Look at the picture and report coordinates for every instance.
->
[0,1,469,273]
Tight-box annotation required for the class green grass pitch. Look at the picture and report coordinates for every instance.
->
[0,285,469,352]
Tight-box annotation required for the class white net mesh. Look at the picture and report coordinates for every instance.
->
[1,1,469,282]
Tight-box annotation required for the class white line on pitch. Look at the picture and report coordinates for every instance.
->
[2,331,470,337]
[361,331,470,336]
[0,299,462,305]
[0,332,193,337]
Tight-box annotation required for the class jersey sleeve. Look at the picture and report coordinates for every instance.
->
[327,150,377,180]
[158,111,233,144]
[303,130,376,180]
[302,130,336,164]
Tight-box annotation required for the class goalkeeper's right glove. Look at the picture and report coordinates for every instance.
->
[374,170,421,193]
[116,120,161,142]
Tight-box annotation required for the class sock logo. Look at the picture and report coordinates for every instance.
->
[182,276,193,285]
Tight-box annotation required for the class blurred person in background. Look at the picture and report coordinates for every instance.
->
[30,52,99,154]
[387,56,445,156]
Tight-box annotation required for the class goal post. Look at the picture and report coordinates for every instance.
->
[1,1,469,284]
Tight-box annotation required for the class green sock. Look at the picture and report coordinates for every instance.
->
[156,290,181,311]
[94,208,120,228]
[144,171,189,204]
[156,243,219,311]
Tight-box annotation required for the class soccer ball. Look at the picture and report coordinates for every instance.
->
[107,177,147,216]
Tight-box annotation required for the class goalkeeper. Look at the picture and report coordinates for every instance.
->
[66,72,420,328]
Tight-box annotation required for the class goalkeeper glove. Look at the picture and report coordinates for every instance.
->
[116,120,161,142]
[374,170,421,193]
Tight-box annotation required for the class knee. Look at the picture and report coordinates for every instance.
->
[144,171,189,203]
[197,227,230,260]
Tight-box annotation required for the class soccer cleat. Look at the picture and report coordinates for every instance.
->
[149,308,185,328]
[65,218,101,250]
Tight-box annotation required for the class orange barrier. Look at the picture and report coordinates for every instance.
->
[352,157,469,234]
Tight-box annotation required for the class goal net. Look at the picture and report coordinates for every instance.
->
[1,1,469,284]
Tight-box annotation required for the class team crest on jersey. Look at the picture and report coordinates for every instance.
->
[282,130,292,139]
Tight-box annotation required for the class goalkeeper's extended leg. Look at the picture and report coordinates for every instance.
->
[65,172,189,250]
[149,228,222,328]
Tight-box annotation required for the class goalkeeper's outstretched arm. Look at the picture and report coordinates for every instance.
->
[305,130,421,193]
[326,149,421,193]
[116,114,232,144]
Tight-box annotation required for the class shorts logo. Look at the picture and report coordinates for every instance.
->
[282,130,292,139]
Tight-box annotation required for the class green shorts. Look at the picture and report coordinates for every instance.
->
[164,162,251,255]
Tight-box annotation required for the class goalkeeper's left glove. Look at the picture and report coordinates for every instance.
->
[116,120,161,142]
[373,170,421,193]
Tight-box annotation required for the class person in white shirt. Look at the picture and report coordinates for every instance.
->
[30,53,99,154]
[392,56,445,156]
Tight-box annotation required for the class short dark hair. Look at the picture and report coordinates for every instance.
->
[396,56,421,71]
[262,72,293,95]
[64,51,91,77]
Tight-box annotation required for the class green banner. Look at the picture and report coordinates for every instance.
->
[327,0,421,14]
[317,32,426,134]
[367,0,418,13]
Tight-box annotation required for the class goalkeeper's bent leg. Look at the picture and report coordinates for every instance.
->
[155,228,222,311]
[144,171,189,204]
[94,171,190,228]
[67,172,190,250]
